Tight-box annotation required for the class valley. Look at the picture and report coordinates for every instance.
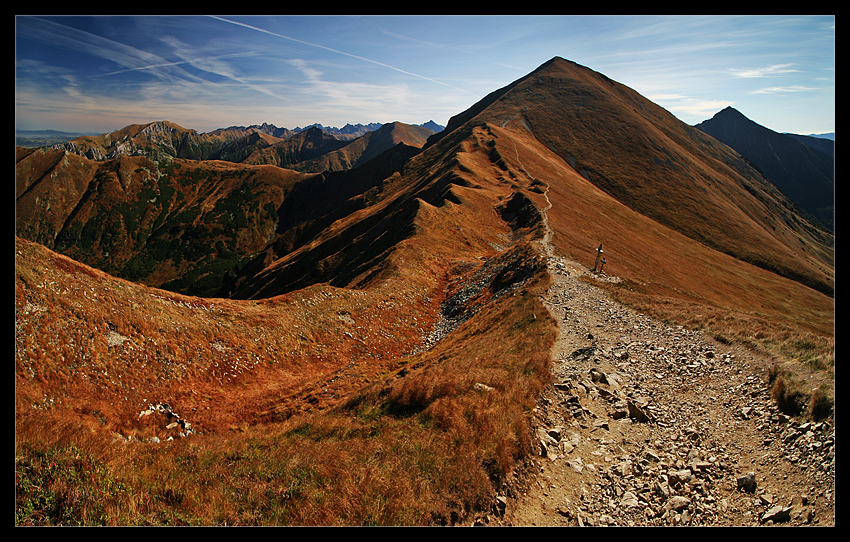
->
[15,57,833,526]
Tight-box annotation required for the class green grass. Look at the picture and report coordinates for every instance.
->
[15,443,127,526]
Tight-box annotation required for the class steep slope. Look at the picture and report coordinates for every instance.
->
[293,122,382,139]
[15,129,427,299]
[15,56,834,527]
[239,126,348,168]
[695,107,835,230]
[207,131,285,163]
[50,120,258,161]
[428,57,833,297]
[15,147,310,297]
[785,133,834,158]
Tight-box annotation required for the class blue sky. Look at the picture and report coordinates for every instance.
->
[15,15,835,136]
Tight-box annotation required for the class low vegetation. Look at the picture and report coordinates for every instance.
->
[15,233,555,525]
[15,58,833,526]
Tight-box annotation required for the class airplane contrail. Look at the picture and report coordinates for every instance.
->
[209,16,481,99]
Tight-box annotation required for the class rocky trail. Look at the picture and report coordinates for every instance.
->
[492,232,835,527]
[475,116,836,527]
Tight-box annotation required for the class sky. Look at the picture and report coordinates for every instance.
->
[15,15,835,137]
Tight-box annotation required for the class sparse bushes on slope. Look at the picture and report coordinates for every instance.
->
[767,364,833,421]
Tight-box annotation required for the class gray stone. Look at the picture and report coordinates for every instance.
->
[627,400,652,423]
[494,495,508,516]
[620,491,641,508]
[645,450,661,463]
[568,458,584,473]
[589,367,608,383]
[668,468,693,486]
[761,505,791,524]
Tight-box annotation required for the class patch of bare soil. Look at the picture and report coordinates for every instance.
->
[494,251,835,526]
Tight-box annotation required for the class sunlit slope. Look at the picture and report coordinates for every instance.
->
[15,149,310,297]
[482,119,834,338]
[429,57,834,297]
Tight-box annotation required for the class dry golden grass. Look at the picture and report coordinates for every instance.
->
[15,59,834,524]
[16,229,556,525]
[15,127,558,524]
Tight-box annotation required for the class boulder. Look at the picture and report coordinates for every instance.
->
[737,472,757,493]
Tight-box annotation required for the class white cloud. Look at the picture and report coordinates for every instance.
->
[211,16,480,99]
[750,85,817,94]
[729,64,799,78]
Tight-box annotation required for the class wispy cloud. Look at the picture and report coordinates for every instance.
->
[17,17,194,84]
[21,18,245,92]
[209,16,481,99]
[729,63,800,78]
[286,58,416,119]
[750,85,817,95]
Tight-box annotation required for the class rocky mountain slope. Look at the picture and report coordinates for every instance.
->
[695,107,835,231]
[16,57,833,526]
[43,119,442,163]
[426,58,833,298]
[238,122,434,173]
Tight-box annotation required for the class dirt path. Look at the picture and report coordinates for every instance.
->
[495,236,835,526]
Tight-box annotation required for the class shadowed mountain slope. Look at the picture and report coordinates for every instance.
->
[207,131,285,163]
[238,126,349,168]
[15,147,311,297]
[695,106,835,231]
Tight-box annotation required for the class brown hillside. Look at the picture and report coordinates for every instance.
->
[208,131,284,163]
[240,126,348,168]
[238,122,433,173]
[54,120,271,161]
[231,57,833,340]
[295,122,434,173]
[15,57,833,526]
[431,57,834,297]
[15,148,311,296]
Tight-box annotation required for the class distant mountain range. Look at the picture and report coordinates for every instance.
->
[694,107,834,231]
[797,132,834,141]
[15,121,444,149]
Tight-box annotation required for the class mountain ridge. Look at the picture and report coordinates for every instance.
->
[16,57,834,301]
[38,120,444,158]
[15,56,834,526]
[429,57,832,295]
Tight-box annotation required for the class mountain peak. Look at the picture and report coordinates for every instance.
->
[695,106,835,231]
[711,106,748,120]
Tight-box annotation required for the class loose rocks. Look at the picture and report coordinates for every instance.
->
[497,253,835,527]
